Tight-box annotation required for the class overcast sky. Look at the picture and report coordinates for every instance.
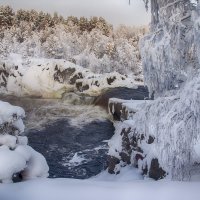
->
[1,0,150,26]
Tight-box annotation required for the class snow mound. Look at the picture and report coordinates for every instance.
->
[0,100,49,183]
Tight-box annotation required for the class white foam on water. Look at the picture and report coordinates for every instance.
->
[0,96,110,131]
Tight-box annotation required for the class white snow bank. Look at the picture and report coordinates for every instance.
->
[17,145,49,180]
[108,122,123,159]
[0,145,27,183]
[0,178,200,200]
[0,135,17,149]
[0,54,138,98]
[0,144,49,183]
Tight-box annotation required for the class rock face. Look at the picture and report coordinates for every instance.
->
[107,99,166,180]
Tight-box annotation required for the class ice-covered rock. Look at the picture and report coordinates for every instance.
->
[0,54,138,98]
[93,86,149,110]
[108,98,148,121]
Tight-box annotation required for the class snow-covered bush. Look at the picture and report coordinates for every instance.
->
[0,101,49,183]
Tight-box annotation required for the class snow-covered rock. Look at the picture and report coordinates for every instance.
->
[108,98,148,121]
[0,54,138,98]
[0,100,49,183]
[0,100,25,135]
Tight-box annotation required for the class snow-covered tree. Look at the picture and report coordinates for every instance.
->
[0,6,147,76]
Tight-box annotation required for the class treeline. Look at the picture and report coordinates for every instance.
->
[0,6,112,35]
[0,5,148,76]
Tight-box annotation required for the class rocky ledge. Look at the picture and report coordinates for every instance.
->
[107,98,166,180]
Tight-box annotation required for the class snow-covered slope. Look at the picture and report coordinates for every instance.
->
[0,100,49,183]
[0,54,138,98]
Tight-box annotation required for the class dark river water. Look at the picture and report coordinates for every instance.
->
[0,86,148,179]
[28,119,114,178]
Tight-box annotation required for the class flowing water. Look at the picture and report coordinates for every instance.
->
[0,86,148,179]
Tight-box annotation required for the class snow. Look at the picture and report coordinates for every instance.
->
[140,0,196,97]
[92,165,143,182]
[0,145,27,183]
[19,146,49,180]
[0,135,17,149]
[0,100,49,183]
[108,122,123,159]
[0,13,146,77]
[0,101,25,134]
[0,101,25,123]
[0,177,200,200]
[0,136,49,183]
[0,54,138,98]
[104,0,200,181]
[109,98,148,120]
[108,72,200,181]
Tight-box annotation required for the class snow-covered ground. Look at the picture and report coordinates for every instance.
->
[0,172,200,200]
